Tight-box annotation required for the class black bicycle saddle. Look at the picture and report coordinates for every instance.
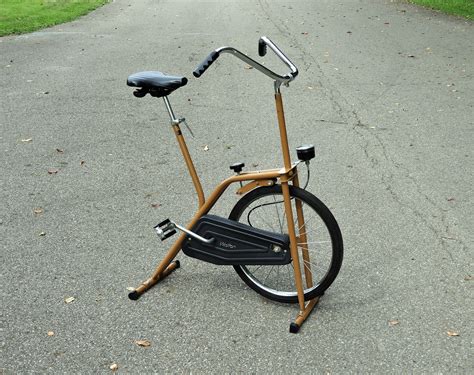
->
[127,71,188,98]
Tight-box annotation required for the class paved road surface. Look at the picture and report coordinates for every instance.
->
[1,0,472,372]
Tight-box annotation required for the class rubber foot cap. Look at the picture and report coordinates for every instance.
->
[289,322,300,334]
[174,260,181,269]
[128,291,140,300]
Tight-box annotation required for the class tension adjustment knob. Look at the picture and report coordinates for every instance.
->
[230,162,245,174]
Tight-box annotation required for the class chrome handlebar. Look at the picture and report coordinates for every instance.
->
[193,36,298,88]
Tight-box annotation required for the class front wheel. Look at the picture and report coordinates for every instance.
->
[229,185,343,303]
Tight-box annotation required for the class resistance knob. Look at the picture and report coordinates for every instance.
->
[230,162,245,174]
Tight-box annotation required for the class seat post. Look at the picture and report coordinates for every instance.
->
[162,96,206,208]
[163,96,178,123]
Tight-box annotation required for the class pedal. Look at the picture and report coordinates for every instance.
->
[154,219,177,241]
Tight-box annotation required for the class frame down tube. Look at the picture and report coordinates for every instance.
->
[129,151,286,299]
[275,91,306,312]
[275,90,319,332]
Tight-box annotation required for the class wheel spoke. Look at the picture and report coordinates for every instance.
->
[297,240,331,245]
[273,195,284,233]
[263,266,275,284]
[302,259,328,274]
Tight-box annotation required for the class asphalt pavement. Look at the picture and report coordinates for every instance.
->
[1,0,473,373]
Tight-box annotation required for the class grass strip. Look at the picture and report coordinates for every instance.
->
[0,0,109,36]
[409,0,474,19]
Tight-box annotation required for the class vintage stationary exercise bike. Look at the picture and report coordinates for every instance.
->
[126,37,343,333]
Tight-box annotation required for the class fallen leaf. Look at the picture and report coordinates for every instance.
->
[21,138,33,143]
[408,55,415,58]
[441,236,455,240]
[388,319,400,326]
[144,192,159,198]
[64,296,75,304]
[301,32,309,35]
[126,287,135,291]
[80,160,86,166]
[203,145,209,151]
[447,331,459,337]
[307,86,314,90]
[48,168,59,175]
[244,65,253,70]
[56,148,64,153]
[33,207,44,215]
[464,275,473,281]
[47,331,55,337]
[39,231,46,236]
[110,363,118,371]
[135,339,151,347]
[151,203,161,208]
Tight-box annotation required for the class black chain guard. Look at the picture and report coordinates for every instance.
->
[182,215,291,265]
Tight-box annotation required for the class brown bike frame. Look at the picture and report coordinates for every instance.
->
[130,91,319,330]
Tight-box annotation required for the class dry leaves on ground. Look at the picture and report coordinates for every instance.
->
[388,319,400,326]
[33,207,44,215]
[134,339,151,347]
[447,331,459,337]
[64,296,75,304]
[110,363,118,371]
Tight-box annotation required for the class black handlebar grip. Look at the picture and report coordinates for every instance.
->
[258,38,267,57]
[193,51,220,78]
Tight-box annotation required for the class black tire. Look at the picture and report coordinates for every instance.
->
[229,185,343,303]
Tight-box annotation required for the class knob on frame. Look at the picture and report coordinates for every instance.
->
[230,162,245,174]
[296,145,315,162]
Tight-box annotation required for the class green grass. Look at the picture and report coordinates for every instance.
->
[0,0,109,36]
[409,0,474,19]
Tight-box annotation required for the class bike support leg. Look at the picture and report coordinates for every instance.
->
[290,296,320,333]
[128,234,186,300]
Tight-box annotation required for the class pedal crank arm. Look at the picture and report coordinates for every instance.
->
[173,222,215,244]
[154,218,214,245]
